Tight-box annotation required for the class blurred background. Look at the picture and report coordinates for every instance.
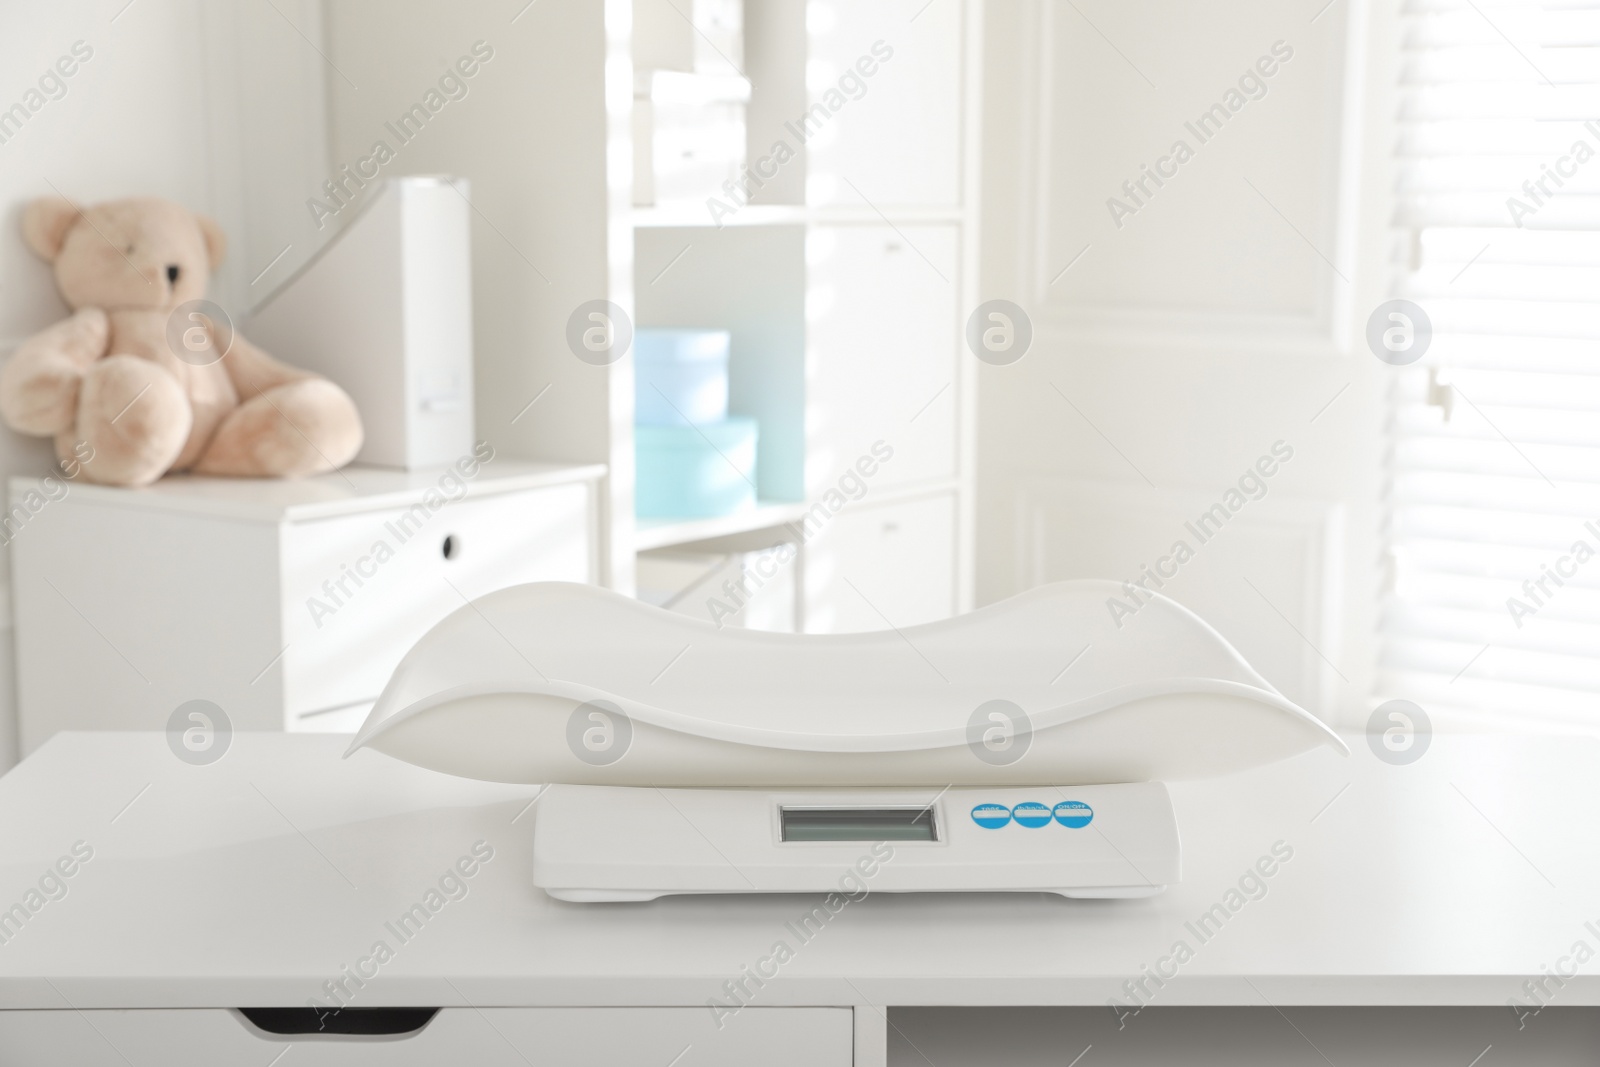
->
[0,0,1592,768]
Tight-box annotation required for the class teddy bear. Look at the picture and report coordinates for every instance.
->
[0,196,363,487]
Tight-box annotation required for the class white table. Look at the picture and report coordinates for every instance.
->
[0,731,1595,1065]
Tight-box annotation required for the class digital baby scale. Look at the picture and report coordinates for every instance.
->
[531,783,1179,902]
[345,581,1345,902]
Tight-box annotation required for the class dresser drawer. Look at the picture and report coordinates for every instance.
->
[279,482,593,719]
[0,1006,854,1066]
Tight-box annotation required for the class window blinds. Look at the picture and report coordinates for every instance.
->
[1383,0,1600,726]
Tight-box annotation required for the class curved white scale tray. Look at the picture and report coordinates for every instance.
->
[346,581,1346,786]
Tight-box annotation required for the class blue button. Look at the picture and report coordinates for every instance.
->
[1012,801,1052,828]
[1053,800,1093,828]
[971,803,1011,829]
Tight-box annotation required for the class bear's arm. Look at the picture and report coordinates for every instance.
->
[216,330,313,400]
[0,308,109,436]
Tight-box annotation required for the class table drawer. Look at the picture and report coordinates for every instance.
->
[279,481,593,718]
[0,1006,853,1066]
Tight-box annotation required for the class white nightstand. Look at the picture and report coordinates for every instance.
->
[9,457,605,754]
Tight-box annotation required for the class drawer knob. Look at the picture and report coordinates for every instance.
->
[442,534,460,560]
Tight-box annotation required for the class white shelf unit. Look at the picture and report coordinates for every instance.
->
[320,0,982,633]
[618,0,983,632]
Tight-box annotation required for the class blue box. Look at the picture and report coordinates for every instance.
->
[635,417,759,518]
[635,328,730,426]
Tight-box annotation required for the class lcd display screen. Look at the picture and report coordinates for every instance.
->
[780,806,938,842]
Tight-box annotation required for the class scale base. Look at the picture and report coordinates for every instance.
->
[546,885,1167,903]
[532,783,1181,903]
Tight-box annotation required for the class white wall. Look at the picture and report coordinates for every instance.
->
[321,0,612,468]
[321,0,620,577]
[0,0,327,769]
[977,0,1399,727]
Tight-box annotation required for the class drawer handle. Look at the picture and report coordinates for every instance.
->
[237,1006,438,1037]
[442,534,460,560]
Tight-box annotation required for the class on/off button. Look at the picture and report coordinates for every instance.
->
[1053,800,1093,828]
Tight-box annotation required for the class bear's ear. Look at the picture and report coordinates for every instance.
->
[22,198,80,261]
[196,213,226,269]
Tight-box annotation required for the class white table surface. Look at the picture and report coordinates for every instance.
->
[0,730,1594,1011]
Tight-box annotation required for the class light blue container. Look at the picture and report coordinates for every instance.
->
[636,417,759,518]
[635,328,730,426]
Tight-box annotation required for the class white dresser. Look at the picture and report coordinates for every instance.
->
[9,458,604,753]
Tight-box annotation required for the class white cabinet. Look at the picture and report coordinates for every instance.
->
[421,0,982,625]
[637,545,797,632]
[805,492,957,633]
[10,460,603,752]
[624,2,979,631]
[807,224,961,493]
[805,0,967,209]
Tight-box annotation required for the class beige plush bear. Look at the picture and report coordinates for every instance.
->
[1,196,362,487]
